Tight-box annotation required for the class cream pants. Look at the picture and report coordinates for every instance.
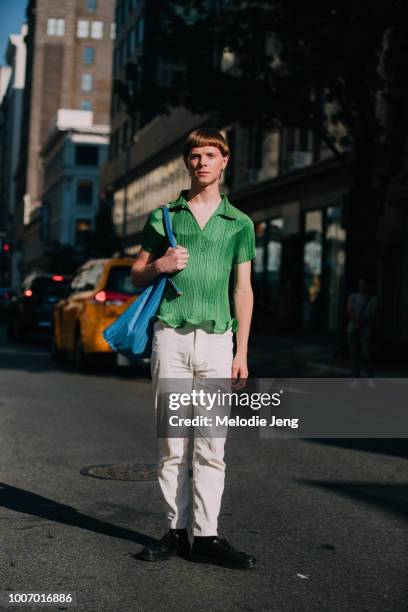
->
[151,320,233,536]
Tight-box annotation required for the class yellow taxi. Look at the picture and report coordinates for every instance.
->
[52,257,140,369]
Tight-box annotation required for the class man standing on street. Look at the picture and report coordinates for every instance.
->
[131,128,256,569]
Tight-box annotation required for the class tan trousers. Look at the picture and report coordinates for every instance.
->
[151,320,233,536]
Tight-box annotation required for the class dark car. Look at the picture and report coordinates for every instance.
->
[8,272,71,341]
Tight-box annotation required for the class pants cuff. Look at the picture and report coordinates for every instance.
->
[169,521,188,529]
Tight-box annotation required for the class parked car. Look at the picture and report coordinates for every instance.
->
[0,287,16,319]
[7,273,71,340]
[52,257,140,369]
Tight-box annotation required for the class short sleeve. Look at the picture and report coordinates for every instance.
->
[140,208,167,255]
[234,219,256,264]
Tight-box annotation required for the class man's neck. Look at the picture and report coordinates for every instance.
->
[186,182,222,207]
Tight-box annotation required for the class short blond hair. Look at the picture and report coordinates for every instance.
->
[183,128,230,160]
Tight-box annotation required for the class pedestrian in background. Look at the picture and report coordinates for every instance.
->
[346,276,378,385]
[131,128,256,569]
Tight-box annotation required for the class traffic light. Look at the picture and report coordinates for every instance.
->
[0,238,11,284]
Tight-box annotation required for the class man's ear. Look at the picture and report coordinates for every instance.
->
[222,155,230,170]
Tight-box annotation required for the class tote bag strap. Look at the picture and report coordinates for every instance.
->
[160,205,182,295]
[161,205,177,248]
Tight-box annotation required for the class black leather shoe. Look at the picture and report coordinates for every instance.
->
[190,537,256,569]
[140,529,191,562]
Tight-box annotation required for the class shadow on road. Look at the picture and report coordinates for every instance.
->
[307,438,408,459]
[0,482,157,547]
[299,479,408,522]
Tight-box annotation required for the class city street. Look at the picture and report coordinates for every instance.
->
[0,324,407,612]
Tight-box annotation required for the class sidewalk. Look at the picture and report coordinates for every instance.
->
[248,332,408,378]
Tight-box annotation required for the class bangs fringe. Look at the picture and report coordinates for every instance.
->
[183,128,230,158]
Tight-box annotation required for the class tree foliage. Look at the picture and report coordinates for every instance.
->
[120,0,408,198]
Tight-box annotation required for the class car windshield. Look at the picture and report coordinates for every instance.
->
[31,277,70,299]
[105,266,139,295]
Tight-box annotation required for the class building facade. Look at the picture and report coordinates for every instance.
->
[102,0,349,336]
[0,65,12,236]
[0,26,27,287]
[101,0,408,352]
[14,0,115,277]
[37,109,109,265]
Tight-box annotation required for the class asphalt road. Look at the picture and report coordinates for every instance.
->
[0,325,407,612]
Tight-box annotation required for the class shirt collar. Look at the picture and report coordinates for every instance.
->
[168,190,237,220]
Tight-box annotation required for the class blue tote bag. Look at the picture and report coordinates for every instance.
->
[102,205,181,360]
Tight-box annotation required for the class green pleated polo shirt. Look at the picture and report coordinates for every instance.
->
[140,190,256,333]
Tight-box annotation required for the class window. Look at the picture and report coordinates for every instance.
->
[254,222,267,275]
[299,128,312,152]
[56,19,65,35]
[267,219,283,280]
[81,73,93,92]
[248,124,263,171]
[75,220,92,249]
[131,113,138,137]
[91,21,103,39]
[85,0,97,11]
[110,22,116,40]
[106,266,139,295]
[128,28,135,54]
[138,18,145,44]
[76,180,93,205]
[158,63,171,87]
[113,129,120,155]
[77,20,89,37]
[325,206,346,332]
[83,46,95,64]
[126,30,133,56]
[110,133,115,158]
[75,145,98,165]
[115,5,122,27]
[80,100,92,111]
[133,28,139,49]
[71,264,103,292]
[47,18,65,36]
[282,127,313,172]
[122,121,129,147]
[252,219,284,327]
[130,0,139,9]
[119,40,125,66]
[303,210,323,329]
[157,59,184,88]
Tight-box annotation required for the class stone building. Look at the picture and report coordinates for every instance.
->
[14,0,115,276]
[35,109,109,270]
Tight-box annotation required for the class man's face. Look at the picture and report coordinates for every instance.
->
[185,145,229,186]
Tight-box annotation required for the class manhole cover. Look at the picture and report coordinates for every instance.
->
[80,464,158,481]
